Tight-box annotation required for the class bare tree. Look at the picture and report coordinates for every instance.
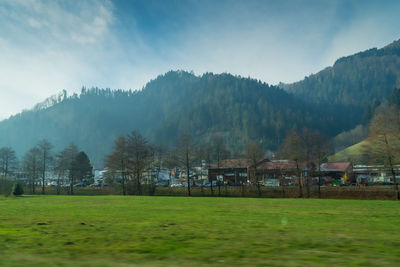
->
[213,136,229,167]
[127,131,151,195]
[364,107,400,199]
[0,147,18,177]
[246,140,264,196]
[213,136,229,195]
[54,149,70,195]
[105,136,130,195]
[279,129,306,198]
[308,131,331,198]
[62,144,79,195]
[151,145,164,186]
[200,141,214,195]
[38,139,53,194]
[23,147,41,194]
[174,134,197,196]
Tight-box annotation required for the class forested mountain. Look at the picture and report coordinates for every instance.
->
[0,71,360,166]
[281,39,400,108]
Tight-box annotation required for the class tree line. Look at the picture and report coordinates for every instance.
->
[2,98,400,199]
[104,131,230,196]
[0,141,93,195]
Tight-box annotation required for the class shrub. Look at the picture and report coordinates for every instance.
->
[12,182,24,196]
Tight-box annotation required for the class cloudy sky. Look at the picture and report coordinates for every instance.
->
[0,0,400,120]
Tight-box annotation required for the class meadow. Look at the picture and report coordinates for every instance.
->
[0,196,399,266]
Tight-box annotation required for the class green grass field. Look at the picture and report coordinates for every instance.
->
[1,196,399,266]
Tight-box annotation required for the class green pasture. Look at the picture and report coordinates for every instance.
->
[329,141,367,163]
[0,196,399,266]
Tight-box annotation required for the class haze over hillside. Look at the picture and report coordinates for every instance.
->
[0,71,362,166]
[1,39,400,166]
[281,39,400,107]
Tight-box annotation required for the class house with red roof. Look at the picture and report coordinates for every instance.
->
[208,159,252,185]
[318,162,353,184]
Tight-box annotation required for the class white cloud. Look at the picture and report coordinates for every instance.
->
[0,0,116,120]
[165,1,400,84]
[0,0,400,120]
[322,6,400,66]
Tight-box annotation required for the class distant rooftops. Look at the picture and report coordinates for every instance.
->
[209,158,353,173]
[320,162,352,172]
[256,160,298,170]
[210,159,251,169]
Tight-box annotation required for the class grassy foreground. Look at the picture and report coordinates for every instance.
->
[0,196,399,266]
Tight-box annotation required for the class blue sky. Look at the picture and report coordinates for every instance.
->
[0,0,400,120]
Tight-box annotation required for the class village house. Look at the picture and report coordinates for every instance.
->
[255,159,303,186]
[319,162,353,185]
[208,158,357,187]
[353,165,400,184]
[208,159,250,185]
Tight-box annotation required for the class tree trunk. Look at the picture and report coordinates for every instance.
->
[210,178,214,196]
[186,160,191,197]
[318,176,321,198]
[384,135,399,200]
[254,168,261,197]
[42,159,46,195]
[70,179,74,195]
[137,174,141,195]
[57,174,61,195]
[388,157,399,200]
[42,176,45,195]
[31,176,35,194]
[122,173,126,196]
[296,161,303,198]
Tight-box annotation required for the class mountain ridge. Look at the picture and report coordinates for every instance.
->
[2,39,400,166]
[281,39,400,107]
[0,71,360,166]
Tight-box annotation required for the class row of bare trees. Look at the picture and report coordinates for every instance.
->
[105,131,157,195]
[279,128,332,198]
[0,140,93,195]
[276,104,400,200]
[0,147,18,177]
[105,131,238,196]
[105,129,274,197]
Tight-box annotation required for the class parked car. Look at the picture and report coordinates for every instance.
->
[170,183,184,187]
[74,182,86,187]
[48,181,58,187]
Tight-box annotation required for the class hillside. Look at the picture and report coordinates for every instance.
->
[282,39,400,108]
[0,71,359,166]
[329,141,368,163]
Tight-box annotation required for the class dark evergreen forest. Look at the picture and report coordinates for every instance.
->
[0,71,361,166]
[281,39,400,108]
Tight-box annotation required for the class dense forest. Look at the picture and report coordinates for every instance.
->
[0,71,361,166]
[281,39,400,108]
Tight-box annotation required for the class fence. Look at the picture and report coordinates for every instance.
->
[16,184,399,200]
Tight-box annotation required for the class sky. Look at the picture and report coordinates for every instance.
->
[0,0,400,120]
